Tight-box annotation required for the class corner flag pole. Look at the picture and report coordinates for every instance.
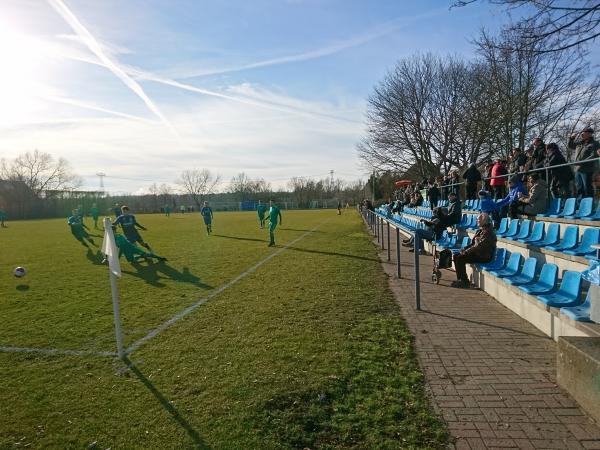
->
[102,217,124,359]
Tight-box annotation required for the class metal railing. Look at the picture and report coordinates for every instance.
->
[414,156,600,200]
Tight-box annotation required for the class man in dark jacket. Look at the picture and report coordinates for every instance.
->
[427,182,440,210]
[443,192,462,227]
[462,163,482,200]
[569,127,600,199]
[452,213,497,288]
[508,148,527,179]
[525,137,547,179]
[545,142,573,199]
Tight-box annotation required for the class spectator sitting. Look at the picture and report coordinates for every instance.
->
[496,175,528,219]
[442,192,462,227]
[452,213,497,289]
[516,173,548,217]
[404,206,447,250]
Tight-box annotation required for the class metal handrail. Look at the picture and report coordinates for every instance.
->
[421,156,600,190]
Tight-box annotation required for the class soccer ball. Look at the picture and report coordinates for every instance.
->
[13,267,26,278]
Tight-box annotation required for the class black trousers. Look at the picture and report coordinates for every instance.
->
[453,253,489,282]
[466,182,478,200]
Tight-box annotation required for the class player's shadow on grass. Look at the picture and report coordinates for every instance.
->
[123,357,211,449]
[86,249,105,265]
[124,262,213,290]
[212,234,264,243]
[285,246,380,262]
[279,227,324,233]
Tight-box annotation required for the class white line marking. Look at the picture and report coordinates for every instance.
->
[125,221,327,354]
[0,345,116,358]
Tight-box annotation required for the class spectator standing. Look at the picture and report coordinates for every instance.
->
[462,163,482,200]
[569,127,600,199]
[490,159,508,199]
[508,148,527,180]
[544,143,573,199]
[526,137,547,179]
[427,182,440,210]
[483,160,494,192]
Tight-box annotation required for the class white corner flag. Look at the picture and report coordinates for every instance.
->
[102,217,121,278]
[102,217,124,358]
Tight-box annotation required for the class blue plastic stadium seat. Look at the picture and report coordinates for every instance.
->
[536,271,582,308]
[519,263,558,295]
[451,237,471,254]
[489,252,522,278]
[478,248,507,271]
[534,223,560,248]
[495,217,509,236]
[549,198,576,218]
[504,257,537,286]
[474,199,481,211]
[502,219,520,239]
[519,221,544,244]
[537,198,561,218]
[438,235,457,250]
[581,202,600,222]
[506,219,531,241]
[466,215,479,230]
[545,225,578,252]
[565,197,594,220]
[456,214,470,230]
[560,289,593,322]
[563,227,600,257]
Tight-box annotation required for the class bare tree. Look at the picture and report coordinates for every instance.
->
[453,1,600,53]
[176,169,220,207]
[475,27,600,152]
[0,150,81,197]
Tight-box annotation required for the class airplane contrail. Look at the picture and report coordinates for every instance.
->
[47,0,180,139]
[41,95,158,124]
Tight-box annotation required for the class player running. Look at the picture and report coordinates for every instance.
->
[200,201,213,235]
[257,200,267,229]
[111,226,167,263]
[113,205,153,253]
[68,209,96,246]
[266,200,282,247]
[90,204,100,229]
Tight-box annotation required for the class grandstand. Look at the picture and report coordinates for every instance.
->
[370,195,600,341]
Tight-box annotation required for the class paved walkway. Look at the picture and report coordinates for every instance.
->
[371,222,600,449]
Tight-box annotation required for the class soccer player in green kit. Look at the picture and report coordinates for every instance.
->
[110,226,167,263]
[68,209,96,247]
[267,200,282,247]
[200,201,213,235]
[257,200,267,229]
[113,205,153,253]
[90,204,100,229]
[0,208,7,228]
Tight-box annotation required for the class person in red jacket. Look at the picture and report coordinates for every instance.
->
[490,159,508,199]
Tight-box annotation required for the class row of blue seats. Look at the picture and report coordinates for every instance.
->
[537,197,600,221]
[479,249,594,323]
[463,197,600,221]
[496,218,599,260]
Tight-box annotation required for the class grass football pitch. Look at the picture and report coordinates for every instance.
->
[0,209,447,449]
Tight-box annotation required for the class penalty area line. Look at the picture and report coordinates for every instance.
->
[125,219,329,355]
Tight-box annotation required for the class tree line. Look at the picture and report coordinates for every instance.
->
[358,1,600,180]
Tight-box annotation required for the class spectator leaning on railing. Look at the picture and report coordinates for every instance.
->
[451,213,497,289]
[544,142,573,199]
[569,126,600,199]
[515,173,548,217]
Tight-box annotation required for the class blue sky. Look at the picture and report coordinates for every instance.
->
[1,0,513,193]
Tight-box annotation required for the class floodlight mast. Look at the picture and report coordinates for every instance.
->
[97,172,106,192]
